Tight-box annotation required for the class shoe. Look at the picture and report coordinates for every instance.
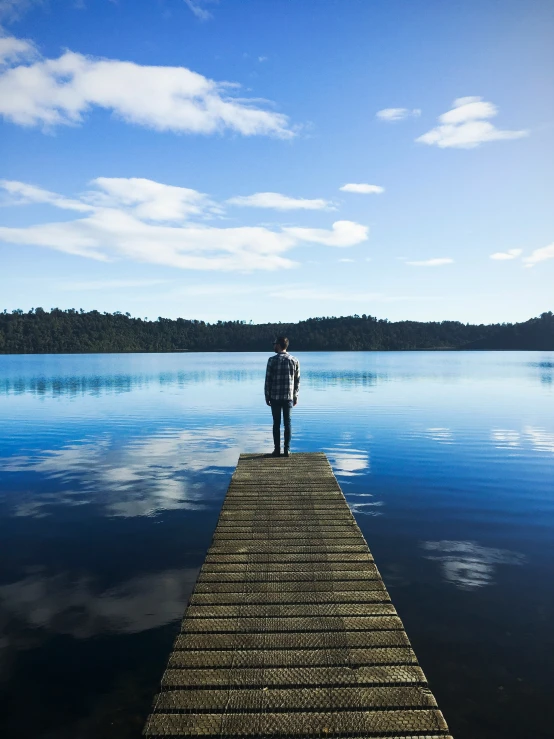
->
[271,449,280,457]
[283,449,290,457]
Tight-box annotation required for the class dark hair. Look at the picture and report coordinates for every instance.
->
[275,336,289,350]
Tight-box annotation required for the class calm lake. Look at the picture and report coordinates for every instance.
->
[0,351,553,739]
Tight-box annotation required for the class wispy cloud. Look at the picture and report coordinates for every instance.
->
[167,282,433,305]
[58,279,171,291]
[176,283,264,297]
[183,0,214,21]
[0,178,91,211]
[267,287,371,301]
[376,108,421,122]
[490,248,522,261]
[0,178,369,271]
[416,96,528,149]
[406,258,453,267]
[339,183,384,195]
[0,36,294,138]
[0,0,42,22]
[265,286,426,303]
[227,192,333,211]
[522,242,554,268]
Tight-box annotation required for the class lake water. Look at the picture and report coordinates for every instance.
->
[0,351,553,739]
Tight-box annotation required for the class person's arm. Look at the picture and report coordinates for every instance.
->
[293,358,300,405]
[264,357,273,405]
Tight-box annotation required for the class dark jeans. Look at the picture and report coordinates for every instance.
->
[270,401,292,450]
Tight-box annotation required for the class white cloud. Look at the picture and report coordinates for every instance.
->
[339,183,384,195]
[490,248,522,260]
[416,96,528,149]
[338,258,354,263]
[376,107,421,121]
[258,56,268,63]
[0,41,294,137]
[88,177,221,221]
[522,242,554,268]
[406,258,454,267]
[0,33,36,65]
[439,96,496,124]
[227,192,332,211]
[283,220,369,248]
[0,178,369,271]
[0,211,297,270]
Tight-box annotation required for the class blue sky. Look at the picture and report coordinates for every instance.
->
[0,0,552,324]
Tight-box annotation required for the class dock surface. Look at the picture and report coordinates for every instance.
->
[144,452,451,738]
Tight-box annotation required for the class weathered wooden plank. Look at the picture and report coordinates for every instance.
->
[174,630,411,651]
[193,579,386,603]
[190,590,389,605]
[161,664,427,688]
[155,685,435,710]
[146,709,448,736]
[167,647,418,669]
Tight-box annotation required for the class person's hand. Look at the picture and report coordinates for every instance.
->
[266,399,271,406]
[293,398,298,406]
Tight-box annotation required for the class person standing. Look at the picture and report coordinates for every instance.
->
[264,336,300,457]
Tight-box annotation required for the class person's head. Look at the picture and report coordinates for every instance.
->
[273,336,289,353]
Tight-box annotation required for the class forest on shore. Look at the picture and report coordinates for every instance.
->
[0,308,553,353]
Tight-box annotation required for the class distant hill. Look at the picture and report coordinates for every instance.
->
[460,313,554,351]
[0,308,552,353]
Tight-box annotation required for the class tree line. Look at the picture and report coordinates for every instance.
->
[0,308,552,353]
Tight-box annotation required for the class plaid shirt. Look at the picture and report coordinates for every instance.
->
[264,352,300,402]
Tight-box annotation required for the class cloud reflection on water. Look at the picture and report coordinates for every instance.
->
[0,426,270,518]
[326,447,370,476]
[424,427,454,444]
[348,500,384,516]
[491,426,554,454]
[421,540,525,590]
[0,567,199,641]
[325,445,383,515]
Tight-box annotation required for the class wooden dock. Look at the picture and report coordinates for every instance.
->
[144,452,452,738]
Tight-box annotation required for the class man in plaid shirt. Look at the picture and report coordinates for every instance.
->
[265,336,300,457]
